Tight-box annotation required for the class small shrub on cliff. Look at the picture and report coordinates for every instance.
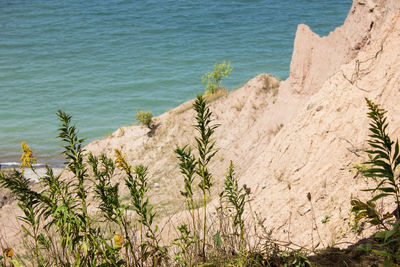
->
[136,109,153,129]
[202,61,233,95]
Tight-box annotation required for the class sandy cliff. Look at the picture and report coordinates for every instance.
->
[2,0,400,252]
[245,0,400,247]
[85,0,400,247]
[285,0,400,96]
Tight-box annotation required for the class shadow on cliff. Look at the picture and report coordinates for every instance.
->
[309,235,384,267]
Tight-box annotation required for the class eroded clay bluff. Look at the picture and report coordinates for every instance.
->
[243,0,400,247]
[85,0,399,229]
[82,0,400,247]
[284,0,400,96]
[1,0,396,249]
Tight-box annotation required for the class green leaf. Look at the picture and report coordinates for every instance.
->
[213,231,222,248]
[369,218,381,225]
[367,150,390,161]
[372,249,389,257]
[371,193,391,202]
[75,248,81,265]
[372,160,392,170]
[378,187,397,193]
[81,241,88,254]
[20,224,33,238]
[375,231,387,239]
[394,141,399,163]
[384,227,398,242]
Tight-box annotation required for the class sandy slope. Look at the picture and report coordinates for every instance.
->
[245,0,400,247]
[85,0,400,248]
[1,0,400,252]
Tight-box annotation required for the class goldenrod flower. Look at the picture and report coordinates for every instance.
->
[3,247,14,258]
[114,149,132,173]
[114,234,124,247]
[20,141,36,173]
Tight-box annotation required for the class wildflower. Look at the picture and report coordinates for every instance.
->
[114,234,124,247]
[20,141,36,173]
[3,248,14,258]
[114,149,132,173]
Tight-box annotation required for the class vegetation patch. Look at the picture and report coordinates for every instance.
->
[0,94,399,266]
[202,61,233,95]
[136,109,154,129]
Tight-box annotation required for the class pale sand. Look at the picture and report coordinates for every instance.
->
[22,167,64,182]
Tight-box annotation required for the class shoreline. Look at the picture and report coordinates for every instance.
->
[0,161,66,168]
[0,165,65,182]
[0,155,67,170]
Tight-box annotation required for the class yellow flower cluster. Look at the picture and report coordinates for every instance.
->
[114,149,132,173]
[114,234,124,247]
[20,141,36,173]
[3,247,14,258]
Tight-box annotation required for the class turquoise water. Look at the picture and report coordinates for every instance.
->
[0,0,351,166]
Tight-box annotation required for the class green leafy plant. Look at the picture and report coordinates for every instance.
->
[115,149,168,266]
[321,215,331,224]
[173,224,195,266]
[281,250,311,267]
[88,152,137,265]
[220,161,249,255]
[136,109,153,129]
[194,94,219,258]
[202,61,233,94]
[351,98,400,264]
[175,94,219,260]
[175,145,198,246]
[0,110,164,266]
[0,111,121,266]
[357,243,372,254]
